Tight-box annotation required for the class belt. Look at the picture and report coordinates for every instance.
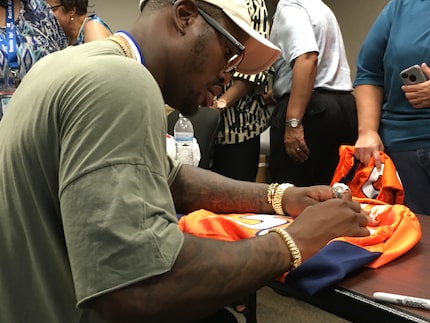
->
[314,87,352,94]
[276,87,352,101]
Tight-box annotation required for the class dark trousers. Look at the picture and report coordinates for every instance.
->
[211,135,261,182]
[388,148,430,215]
[192,308,238,323]
[270,90,357,186]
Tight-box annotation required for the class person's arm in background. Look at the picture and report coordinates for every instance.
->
[284,52,317,162]
[83,17,112,43]
[270,1,319,163]
[353,1,393,170]
[354,84,384,169]
[212,77,254,109]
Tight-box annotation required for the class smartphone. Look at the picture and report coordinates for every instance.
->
[400,65,427,85]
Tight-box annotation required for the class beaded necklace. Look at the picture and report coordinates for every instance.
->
[107,34,136,60]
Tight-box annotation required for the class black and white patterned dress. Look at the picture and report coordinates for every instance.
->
[216,0,272,145]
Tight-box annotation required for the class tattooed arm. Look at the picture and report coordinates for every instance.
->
[171,164,346,217]
[91,232,290,323]
[171,164,274,214]
[90,165,375,322]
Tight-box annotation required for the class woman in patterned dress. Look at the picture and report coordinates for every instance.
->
[210,0,273,182]
[0,0,68,90]
[46,0,111,46]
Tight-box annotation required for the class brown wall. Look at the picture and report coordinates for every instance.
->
[324,0,389,80]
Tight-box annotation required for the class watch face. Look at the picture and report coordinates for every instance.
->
[217,99,227,109]
[287,119,300,128]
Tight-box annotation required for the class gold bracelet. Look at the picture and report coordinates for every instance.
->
[268,228,302,270]
[272,183,294,215]
[266,183,279,205]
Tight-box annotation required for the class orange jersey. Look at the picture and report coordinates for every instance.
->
[331,145,404,204]
[178,145,421,294]
[178,201,421,294]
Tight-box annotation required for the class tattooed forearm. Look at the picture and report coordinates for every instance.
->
[91,233,290,323]
[171,164,274,214]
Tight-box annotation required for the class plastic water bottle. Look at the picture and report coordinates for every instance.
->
[174,113,194,165]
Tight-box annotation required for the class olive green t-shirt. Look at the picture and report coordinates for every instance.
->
[0,40,184,322]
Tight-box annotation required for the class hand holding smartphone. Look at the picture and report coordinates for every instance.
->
[400,65,427,85]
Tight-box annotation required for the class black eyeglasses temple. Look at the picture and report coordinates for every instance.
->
[196,7,245,53]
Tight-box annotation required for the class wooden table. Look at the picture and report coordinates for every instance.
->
[269,214,430,323]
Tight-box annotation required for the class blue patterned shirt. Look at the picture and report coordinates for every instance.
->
[0,0,68,89]
[73,14,111,46]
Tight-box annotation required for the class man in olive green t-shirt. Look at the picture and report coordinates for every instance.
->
[0,0,374,322]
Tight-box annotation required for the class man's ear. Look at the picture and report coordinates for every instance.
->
[172,0,199,35]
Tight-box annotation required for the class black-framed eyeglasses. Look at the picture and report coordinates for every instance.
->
[50,4,63,11]
[196,7,245,73]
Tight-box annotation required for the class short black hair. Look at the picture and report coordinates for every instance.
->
[60,0,88,16]
[141,0,224,20]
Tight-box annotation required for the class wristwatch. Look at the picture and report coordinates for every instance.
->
[216,99,228,109]
[285,118,301,128]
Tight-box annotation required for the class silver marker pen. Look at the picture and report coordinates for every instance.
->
[373,292,430,310]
